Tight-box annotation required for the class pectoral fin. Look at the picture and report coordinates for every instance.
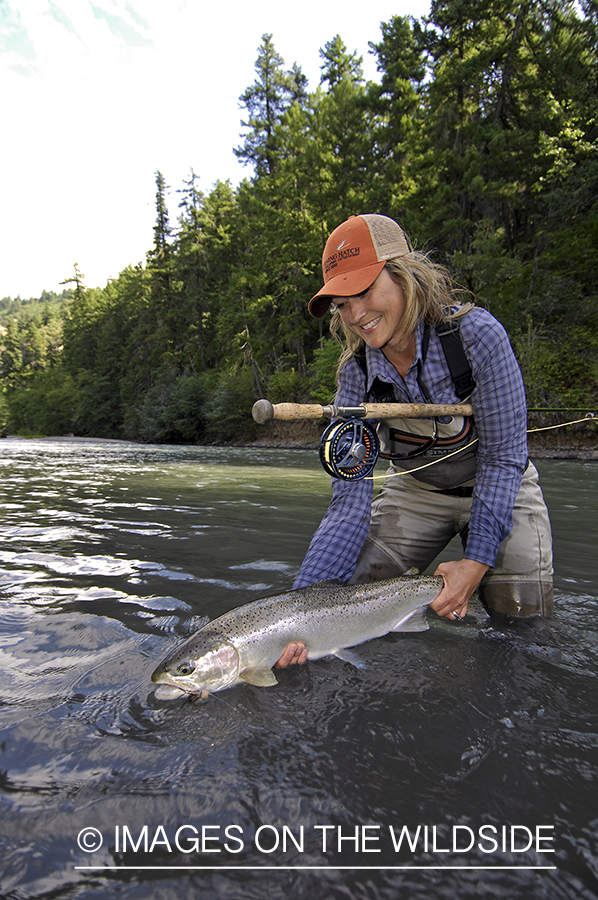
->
[240,667,279,687]
[391,606,430,633]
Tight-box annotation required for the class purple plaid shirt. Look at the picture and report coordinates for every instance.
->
[294,307,528,588]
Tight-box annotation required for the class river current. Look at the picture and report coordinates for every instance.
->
[0,438,597,900]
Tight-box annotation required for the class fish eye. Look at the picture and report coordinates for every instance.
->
[176,661,195,676]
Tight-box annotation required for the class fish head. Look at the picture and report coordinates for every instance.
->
[151,629,240,696]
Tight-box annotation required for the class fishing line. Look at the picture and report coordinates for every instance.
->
[361,413,596,483]
[365,439,480,482]
[526,414,595,435]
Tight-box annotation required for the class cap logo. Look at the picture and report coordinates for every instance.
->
[336,240,347,250]
[323,245,361,278]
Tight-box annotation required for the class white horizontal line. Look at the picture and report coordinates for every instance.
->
[74,865,558,871]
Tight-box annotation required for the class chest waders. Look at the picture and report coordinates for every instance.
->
[351,321,553,620]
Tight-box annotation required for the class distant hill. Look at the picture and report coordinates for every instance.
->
[0,289,72,325]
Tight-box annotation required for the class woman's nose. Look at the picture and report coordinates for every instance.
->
[347,297,367,325]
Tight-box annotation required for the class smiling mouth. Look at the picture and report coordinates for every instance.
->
[361,316,382,333]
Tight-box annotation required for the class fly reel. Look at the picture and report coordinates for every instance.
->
[319,419,380,481]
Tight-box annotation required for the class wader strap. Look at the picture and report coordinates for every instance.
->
[435,321,476,401]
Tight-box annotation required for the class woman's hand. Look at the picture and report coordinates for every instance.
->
[274,642,309,668]
[431,558,489,620]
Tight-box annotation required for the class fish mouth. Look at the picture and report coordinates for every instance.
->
[154,684,210,702]
[151,669,202,696]
[151,667,170,685]
[152,675,209,701]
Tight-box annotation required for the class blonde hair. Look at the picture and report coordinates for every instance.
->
[330,251,474,379]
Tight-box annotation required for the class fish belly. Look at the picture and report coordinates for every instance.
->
[232,588,434,670]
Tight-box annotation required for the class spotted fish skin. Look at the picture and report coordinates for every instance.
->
[151,574,443,698]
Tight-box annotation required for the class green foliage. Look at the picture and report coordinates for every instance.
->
[136,374,213,444]
[1,4,596,440]
[0,391,9,436]
[204,370,257,443]
[267,364,309,403]
[310,340,342,403]
[6,369,76,436]
[235,34,302,177]
[0,289,70,325]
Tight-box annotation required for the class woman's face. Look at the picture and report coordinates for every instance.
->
[331,267,408,353]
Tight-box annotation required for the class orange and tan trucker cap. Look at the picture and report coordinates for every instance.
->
[308,214,411,318]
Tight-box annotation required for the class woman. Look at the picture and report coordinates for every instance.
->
[276,214,553,669]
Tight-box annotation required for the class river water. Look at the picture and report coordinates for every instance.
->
[0,438,597,900]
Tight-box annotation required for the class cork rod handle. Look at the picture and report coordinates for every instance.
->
[252,399,473,423]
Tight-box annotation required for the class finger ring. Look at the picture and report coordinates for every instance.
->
[451,611,463,620]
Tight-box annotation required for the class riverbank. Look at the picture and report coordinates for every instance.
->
[4,418,598,459]
[248,418,598,459]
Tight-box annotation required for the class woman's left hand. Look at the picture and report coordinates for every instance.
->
[431,558,490,621]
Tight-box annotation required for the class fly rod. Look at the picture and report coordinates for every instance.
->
[252,399,595,482]
[252,398,474,424]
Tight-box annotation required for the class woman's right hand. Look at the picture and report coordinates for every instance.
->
[274,642,308,668]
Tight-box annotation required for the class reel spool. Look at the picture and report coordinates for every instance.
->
[319,419,380,481]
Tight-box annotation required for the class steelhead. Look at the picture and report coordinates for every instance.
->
[151,574,443,699]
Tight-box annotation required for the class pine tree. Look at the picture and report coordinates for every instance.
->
[366,15,425,217]
[60,264,97,374]
[235,34,297,177]
[146,170,185,377]
[297,35,369,233]
[0,319,24,390]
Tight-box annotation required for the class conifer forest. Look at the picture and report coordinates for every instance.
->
[1,1,597,443]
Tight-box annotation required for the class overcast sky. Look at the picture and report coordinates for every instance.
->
[1,0,431,300]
